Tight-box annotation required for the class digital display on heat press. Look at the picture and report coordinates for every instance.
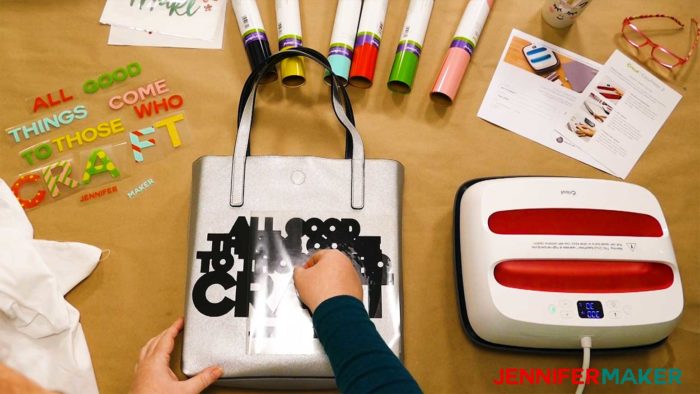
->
[577,301,604,319]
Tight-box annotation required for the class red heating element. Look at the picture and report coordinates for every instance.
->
[494,260,674,293]
[488,208,663,237]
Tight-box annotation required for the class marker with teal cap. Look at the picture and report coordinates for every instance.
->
[325,0,362,86]
[388,0,434,93]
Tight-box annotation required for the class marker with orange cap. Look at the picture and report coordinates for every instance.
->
[349,0,390,88]
[431,0,494,104]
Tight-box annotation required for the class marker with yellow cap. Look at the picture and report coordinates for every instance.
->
[275,0,306,87]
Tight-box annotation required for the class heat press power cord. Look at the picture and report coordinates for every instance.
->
[575,336,592,394]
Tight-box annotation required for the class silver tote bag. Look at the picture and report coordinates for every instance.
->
[182,48,404,389]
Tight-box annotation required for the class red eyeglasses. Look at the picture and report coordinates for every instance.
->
[622,14,699,69]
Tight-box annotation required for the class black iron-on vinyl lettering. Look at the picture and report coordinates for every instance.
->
[192,216,392,319]
[192,271,236,317]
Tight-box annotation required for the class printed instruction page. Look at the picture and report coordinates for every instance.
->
[478,29,609,173]
[557,50,682,178]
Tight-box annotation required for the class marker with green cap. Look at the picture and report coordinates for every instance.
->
[387,0,434,93]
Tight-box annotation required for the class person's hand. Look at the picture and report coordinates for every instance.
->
[576,124,596,137]
[0,363,54,394]
[593,113,606,122]
[130,318,222,394]
[293,249,363,313]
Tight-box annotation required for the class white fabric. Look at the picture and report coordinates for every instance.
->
[0,180,101,394]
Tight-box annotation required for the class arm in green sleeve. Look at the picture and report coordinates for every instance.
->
[312,295,422,394]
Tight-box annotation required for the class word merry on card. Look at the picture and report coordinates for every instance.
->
[130,0,201,16]
[101,0,222,41]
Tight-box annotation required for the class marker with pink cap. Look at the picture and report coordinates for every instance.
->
[431,0,494,104]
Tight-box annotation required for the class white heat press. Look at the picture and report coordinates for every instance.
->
[454,177,683,350]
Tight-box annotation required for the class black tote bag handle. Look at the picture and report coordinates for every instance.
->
[236,47,356,159]
[230,47,365,209]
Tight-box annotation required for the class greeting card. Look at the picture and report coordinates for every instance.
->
[100,0,225,41]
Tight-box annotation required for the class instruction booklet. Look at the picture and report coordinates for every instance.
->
[478,29,682,178]
[556,50,682,178]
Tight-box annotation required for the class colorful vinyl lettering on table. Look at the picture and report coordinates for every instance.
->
[11,174,46,209]
[79,184,119,203]
[19,141,53,166]
[105,77,185,118]
[275,0,305,87]
[127,178,155,199]
[129,127,156,162]
[431,0,494,104]
[108,79,170,109]
[6,105,88,144]
[17,118,125,163]
[153,113,185,147]
[18,112,188,166]
[133,94,184,118]
[31,89,74,113]
[387,0,434,93]
[11,147,125,209]
[129,113,186,162]
[348,0,389,88]
[83,62,142,94]
[326,0,362,85]
[82,149,121,184]
[42,160,80,197]
[232,0,277,83]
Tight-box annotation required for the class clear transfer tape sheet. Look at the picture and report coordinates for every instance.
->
[246,212,400,356]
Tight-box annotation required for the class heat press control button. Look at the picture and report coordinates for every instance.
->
[548,304,557,315]
[291,170,306,185]
[560,311,573,318]
[623,305,632,315]
[606,300,620,308]
[609,311,621,319]
[558,300,571,308]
